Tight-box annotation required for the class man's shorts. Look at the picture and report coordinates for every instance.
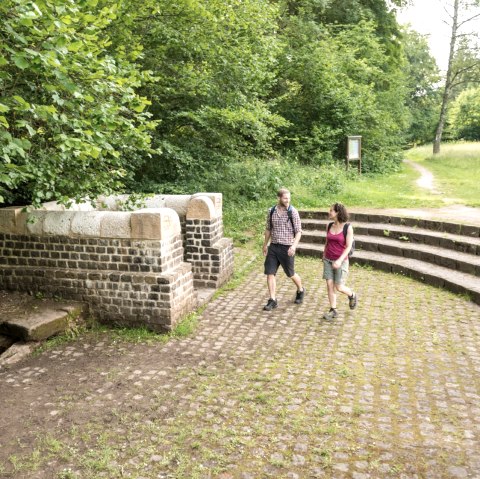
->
[322,258,349,285]
[264,243,295,277]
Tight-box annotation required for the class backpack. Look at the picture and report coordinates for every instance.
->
[328,222,355,258]
[270,205,297,235]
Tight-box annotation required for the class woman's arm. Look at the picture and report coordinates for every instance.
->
[333,224,353,268]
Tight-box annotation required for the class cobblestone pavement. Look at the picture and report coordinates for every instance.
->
[1,256,480,479]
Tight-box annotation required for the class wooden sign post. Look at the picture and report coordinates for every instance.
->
[346,136,362,174]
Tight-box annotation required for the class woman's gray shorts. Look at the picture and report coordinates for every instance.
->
[322,258,349,284]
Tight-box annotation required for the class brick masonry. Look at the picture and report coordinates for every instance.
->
[0,194,234,331]
[0,233,195,331]
[186,217,234,288]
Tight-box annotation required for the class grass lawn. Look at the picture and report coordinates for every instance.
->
[329,163,443,209]
[405,142,480,207]
[224,142,480,242]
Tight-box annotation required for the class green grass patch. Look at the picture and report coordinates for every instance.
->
[333,163,443,208]
[406,141,480,206]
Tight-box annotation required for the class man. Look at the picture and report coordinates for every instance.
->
[263,188,305,311]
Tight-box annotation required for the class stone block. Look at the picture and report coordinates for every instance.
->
[95,194,130,211]
[0,302,83,341]
[193,192,223,216]
[0,341,37,367]
[131,208,181,240]
[71,212,107,237]
[460,224,480,238]
[66,200,95,212]
[25,211,48,235]
[144,195,167,209]
[40,201,66,211]
[100,212,132,238]
[164,195,191,216]
[0,206,27,234]
[186,196,216,220]
[43,211,76,236]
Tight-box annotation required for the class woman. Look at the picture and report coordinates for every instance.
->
[322,202,357,320]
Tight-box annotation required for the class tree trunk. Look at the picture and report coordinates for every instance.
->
[433,0,459,154]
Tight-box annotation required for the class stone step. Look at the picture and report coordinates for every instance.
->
[299,210,480,238]
[301,219,480,255]
[296,243,480,305]
[0,300,84,341]
[300,231,480,276]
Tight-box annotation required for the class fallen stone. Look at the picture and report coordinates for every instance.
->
[0,341,37,367]
[0,303,83,341]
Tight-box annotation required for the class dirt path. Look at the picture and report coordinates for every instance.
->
[1,257,480,478]
[404,159,441,194]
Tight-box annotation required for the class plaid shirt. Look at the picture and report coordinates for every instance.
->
[266,205,302,246]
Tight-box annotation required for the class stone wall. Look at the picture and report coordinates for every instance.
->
[0,194,233,331]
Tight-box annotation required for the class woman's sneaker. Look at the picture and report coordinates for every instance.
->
[349,292,357,310]
[263,298,278,311]
[323,308,338,320]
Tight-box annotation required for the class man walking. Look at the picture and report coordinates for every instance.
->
[263,188,305,311]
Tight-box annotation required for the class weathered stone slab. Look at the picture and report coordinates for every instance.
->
[71,211,107,237]
[0,303,83,341]
[43,211,76,236]
[0,341,37,367]
[0,207,19,232]
[25,210,48,235]
[164,195,191,216]
[186,196,216,220]
[131,208,181,240]
[100,212,132,238]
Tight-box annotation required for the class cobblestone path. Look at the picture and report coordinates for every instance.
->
[1,256,480,479]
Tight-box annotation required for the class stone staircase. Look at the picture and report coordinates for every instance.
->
[297,211,480,305]
[0,291,84,367]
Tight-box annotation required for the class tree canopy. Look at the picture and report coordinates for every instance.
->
[0,0,467,207]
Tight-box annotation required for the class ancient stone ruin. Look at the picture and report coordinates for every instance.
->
[0,193,234,332]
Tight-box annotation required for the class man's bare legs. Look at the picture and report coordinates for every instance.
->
[266,272,304,305]
[267,274,276,300]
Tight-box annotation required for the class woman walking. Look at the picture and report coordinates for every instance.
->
[322,202,357,320]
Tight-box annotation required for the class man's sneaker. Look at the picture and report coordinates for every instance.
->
[323,308,338,320]
[294,288,306,304]
[263,298,278,311]
[349,292,357,310]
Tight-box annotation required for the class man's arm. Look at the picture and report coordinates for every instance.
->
[263,229,271,256]
[288,208,303,257]
[288,230,302,257]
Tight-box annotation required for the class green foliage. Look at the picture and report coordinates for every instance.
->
[275,15,409,173]
[109,0,284,188]
[400,27,441,145]
[1,0,430,205]
[0,0,155,206]
[449,87,480,141]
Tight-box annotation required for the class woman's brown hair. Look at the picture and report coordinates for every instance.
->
[332,202,349,223]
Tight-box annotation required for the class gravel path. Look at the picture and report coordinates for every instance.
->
[1,256,480,478]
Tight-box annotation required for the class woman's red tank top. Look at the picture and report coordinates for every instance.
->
[324,226,347,261]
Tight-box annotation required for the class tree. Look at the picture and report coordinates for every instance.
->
[401,27,441,145]
[433,0,480,154]
[107,0,285,193]
[0,0,155,207]
[273,1,409,172]
[449,86,480,140]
